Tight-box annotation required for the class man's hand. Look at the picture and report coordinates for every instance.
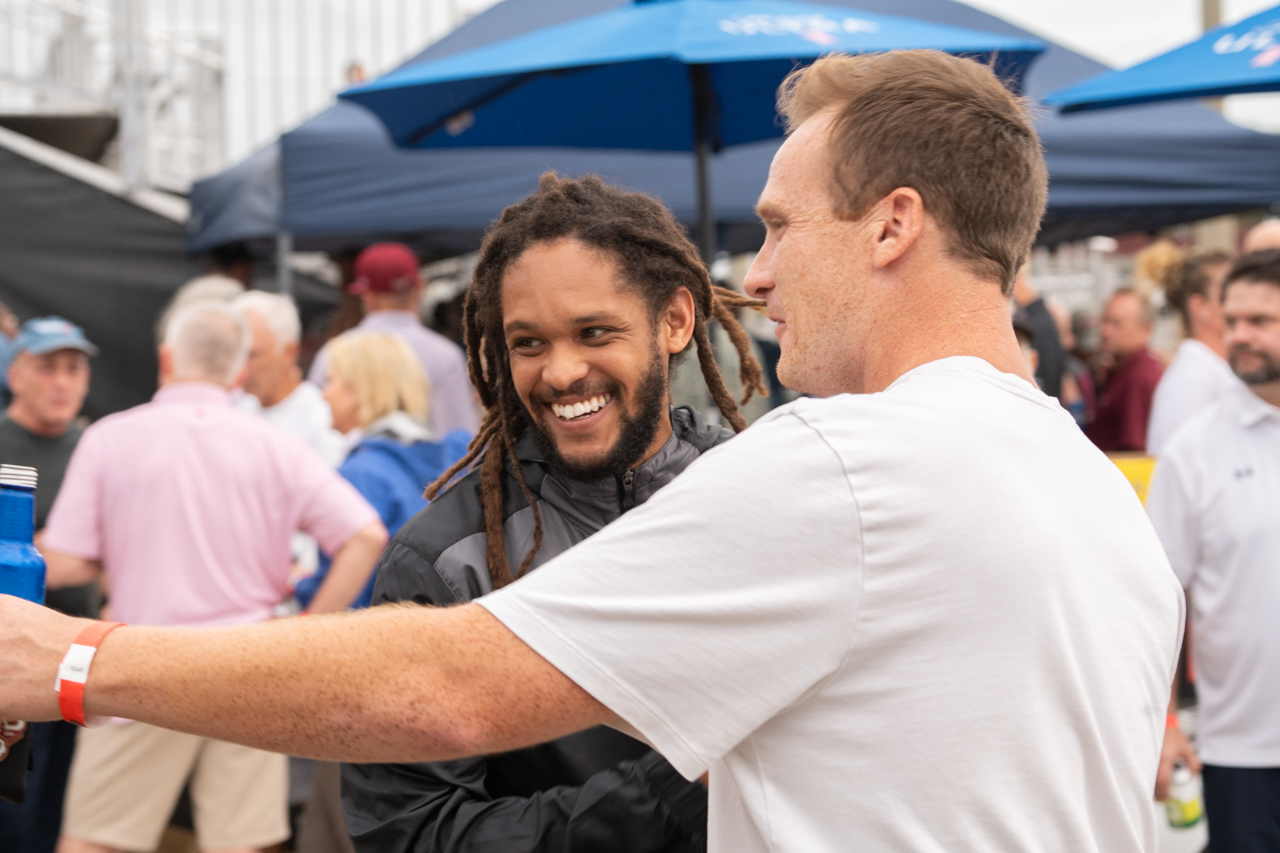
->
[0,595,89,721]
[1155,725,1201,801]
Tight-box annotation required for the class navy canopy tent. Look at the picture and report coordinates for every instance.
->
[189,0,1280,255]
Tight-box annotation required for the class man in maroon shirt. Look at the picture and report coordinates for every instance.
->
[1088,289,1164,452]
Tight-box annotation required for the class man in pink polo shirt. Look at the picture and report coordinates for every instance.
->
[40,301,387,853]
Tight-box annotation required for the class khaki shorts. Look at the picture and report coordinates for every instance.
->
[63,721,288,852]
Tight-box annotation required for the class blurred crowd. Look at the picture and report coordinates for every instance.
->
[1010,218,1280,457]
[0,242,486,853]
[1,203,1278,853]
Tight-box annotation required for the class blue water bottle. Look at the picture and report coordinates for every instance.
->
[0,463,44,804]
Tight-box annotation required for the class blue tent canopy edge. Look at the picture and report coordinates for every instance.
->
[187,0,1280,255]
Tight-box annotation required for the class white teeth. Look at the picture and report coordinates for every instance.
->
[551,394,611,421]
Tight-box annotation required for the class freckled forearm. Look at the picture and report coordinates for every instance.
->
[84,607,467,760]
[82,603,610,762]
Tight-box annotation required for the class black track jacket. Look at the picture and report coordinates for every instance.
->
[341,407,731,853]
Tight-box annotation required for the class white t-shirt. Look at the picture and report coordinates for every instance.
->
[238,382,346,468]
[1145,385,1280,767]
[1146,338,1239,456]
[481,357,1184,853]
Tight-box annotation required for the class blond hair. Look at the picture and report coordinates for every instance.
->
[1132,239,1185,302]
[327,334,429,429]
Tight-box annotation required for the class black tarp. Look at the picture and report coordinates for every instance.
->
[0,127,336,418]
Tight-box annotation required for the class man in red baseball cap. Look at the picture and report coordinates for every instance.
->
[308,243,478,436]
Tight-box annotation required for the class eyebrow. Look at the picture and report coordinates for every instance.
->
[754,200,781,221]
[504,313,623,335]
[568,313,622,325]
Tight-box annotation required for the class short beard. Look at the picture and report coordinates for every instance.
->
[1230,346,1280,385]
[527,348,667,482]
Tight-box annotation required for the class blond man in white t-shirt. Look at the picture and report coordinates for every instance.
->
[0,51,1183,853]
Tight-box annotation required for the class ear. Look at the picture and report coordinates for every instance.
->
[1187,292,1208,321]
[285,340,301,365]
[157,345,174,385]
[869,187,925,270]
[5,354,19,394]
[661,287,697,356]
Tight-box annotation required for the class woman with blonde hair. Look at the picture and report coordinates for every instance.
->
[295,333,470,610]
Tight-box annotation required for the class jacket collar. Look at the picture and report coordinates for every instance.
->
[510,405,733,525]
[511,405,729,467]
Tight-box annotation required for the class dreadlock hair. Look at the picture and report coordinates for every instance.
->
[426,172,767,590]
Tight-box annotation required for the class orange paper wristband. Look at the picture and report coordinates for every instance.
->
[56,621,125,727]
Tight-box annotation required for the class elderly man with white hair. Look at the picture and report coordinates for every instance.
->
[38,300,387,853]
[235,291,344,466]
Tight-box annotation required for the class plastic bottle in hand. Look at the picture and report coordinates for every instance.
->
[0,464,45,804]
[1164,763,1205,828]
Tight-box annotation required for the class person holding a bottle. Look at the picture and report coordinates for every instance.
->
[1147,250,1280,852]
[0,318,96,853]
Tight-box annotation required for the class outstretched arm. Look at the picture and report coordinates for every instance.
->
[0,595,613,763]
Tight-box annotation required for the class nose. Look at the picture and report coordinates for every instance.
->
[541,342,591,391]
[1226,320,1253,350]
[743,248,773,301]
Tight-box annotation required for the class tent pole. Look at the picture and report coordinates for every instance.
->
[690,64,715,265]
[276,231,293,296]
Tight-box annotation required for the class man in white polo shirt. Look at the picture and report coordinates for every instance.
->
[1147,249,1280,852]
[0,51,1183,853]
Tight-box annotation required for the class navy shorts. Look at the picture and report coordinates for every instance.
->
[1203,764,1280,853]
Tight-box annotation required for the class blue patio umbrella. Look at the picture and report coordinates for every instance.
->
[340,0,1042,259]
[1044,4,1280,113]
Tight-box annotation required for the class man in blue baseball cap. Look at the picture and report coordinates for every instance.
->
[0,317,96,853]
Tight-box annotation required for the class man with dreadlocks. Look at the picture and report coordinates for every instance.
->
[1,51,1183,853]
[337,173,765,853]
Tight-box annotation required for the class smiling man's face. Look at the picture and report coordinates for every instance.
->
[501,238,694,480]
